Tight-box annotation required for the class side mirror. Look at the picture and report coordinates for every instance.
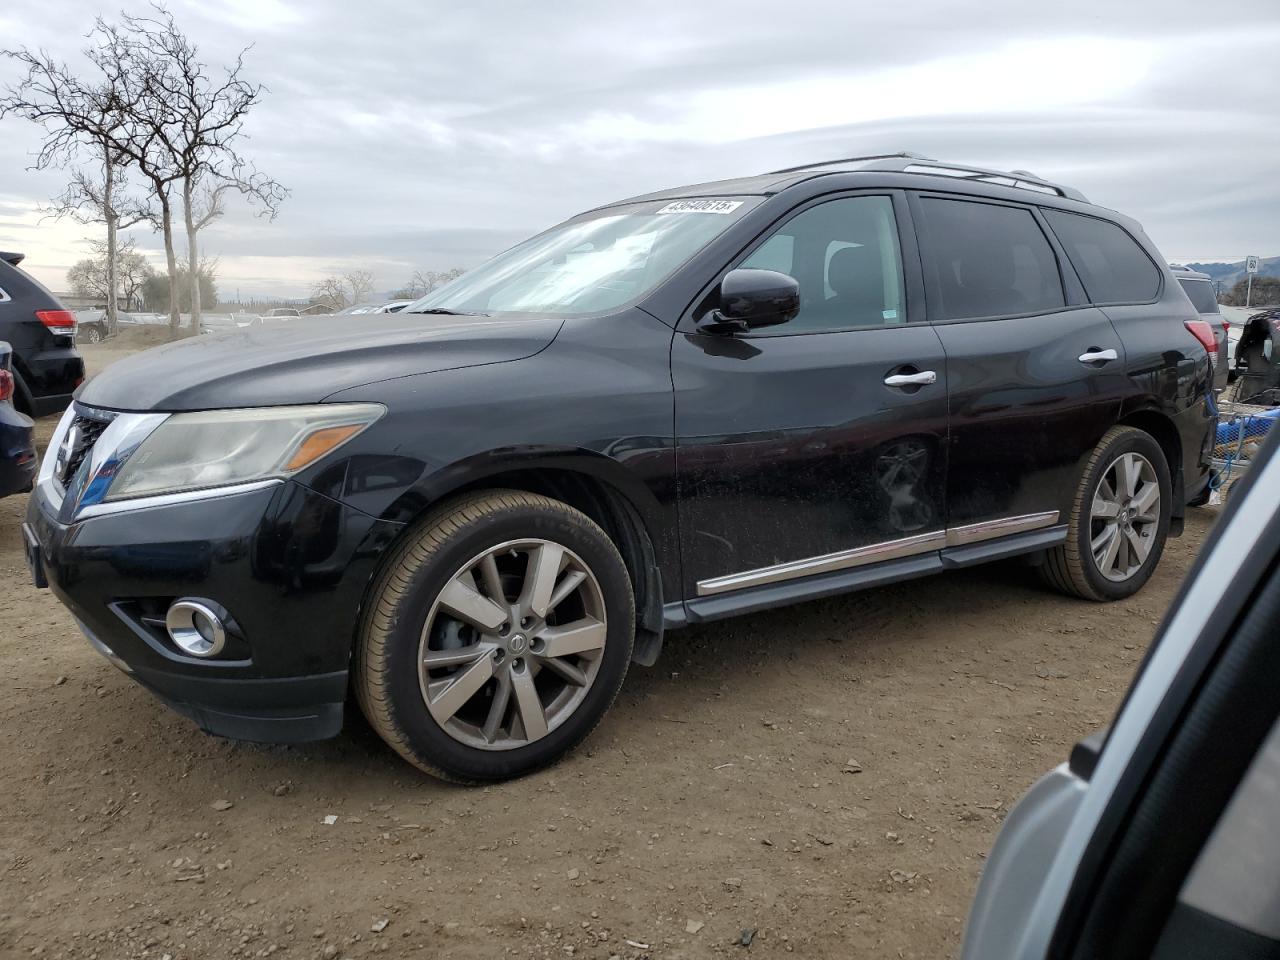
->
[698,268,800,335]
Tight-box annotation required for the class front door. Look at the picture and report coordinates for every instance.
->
[910,192,1126,532]
[672,193,949,600]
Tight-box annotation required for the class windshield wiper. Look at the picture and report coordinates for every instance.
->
[408,307,488,316]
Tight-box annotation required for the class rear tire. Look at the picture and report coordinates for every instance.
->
[354,490,634,783]
[1042,426,1171,601]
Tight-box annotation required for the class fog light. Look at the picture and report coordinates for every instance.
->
[166,599,227,658]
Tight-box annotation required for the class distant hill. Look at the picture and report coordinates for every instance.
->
[1183,256,1280,289]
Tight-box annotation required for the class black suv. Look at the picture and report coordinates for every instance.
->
[0,252,85,416]
[24,154,1215,782]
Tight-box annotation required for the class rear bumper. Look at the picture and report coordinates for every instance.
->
[0,404,35,497]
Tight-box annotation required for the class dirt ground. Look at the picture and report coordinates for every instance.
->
[0,331,1222,959]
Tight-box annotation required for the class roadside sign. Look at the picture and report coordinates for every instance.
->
[1246,255,1260,274]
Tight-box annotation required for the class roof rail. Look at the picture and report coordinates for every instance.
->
[766,152,931,176]
[766,154,1089,203]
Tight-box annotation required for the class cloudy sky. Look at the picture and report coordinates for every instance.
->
[2,0,1279,301]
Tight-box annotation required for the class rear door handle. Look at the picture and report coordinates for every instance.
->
[1078,348,1118,364]
[883,370,938,387]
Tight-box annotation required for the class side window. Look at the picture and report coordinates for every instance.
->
[1044,209,1161,304]
[917,197,1066,320]
[1178,278,1221,315]
[739,195,905,332]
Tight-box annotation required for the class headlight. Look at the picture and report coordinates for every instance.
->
[103,403,384,502]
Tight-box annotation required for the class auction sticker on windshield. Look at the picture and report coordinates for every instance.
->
[656,199,744,215]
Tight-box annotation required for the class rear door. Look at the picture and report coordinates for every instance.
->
[671,191,950,602]
[910,193,1125,535]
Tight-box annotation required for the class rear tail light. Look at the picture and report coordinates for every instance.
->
[36,309,77,335]
[1184,319,1217,362]
[0,369,12,402]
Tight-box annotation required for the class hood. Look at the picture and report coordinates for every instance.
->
[78,313,563,411]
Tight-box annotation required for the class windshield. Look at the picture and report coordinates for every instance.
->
[404,197,759,317]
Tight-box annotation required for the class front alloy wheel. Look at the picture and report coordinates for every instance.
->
[356,491,634,782]
[420,539,608,749]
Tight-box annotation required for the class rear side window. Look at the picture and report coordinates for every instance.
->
[1178,278,1220,315]
[917,197,1065,320]
[1044,210,1161,304]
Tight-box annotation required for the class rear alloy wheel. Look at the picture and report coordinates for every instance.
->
[356,491,634,782]
[82,324,102,344]
[1042,426,1171,601]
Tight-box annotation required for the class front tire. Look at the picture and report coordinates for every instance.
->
[1042,426,1171,601]
[355,491,634,783]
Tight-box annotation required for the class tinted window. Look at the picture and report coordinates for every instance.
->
[1178,278,1220,315]
[739,195,905,332]
[918,198,1065,320]
[1044,210,1161,304]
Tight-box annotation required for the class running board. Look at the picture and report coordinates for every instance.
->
[665,523,1066,628]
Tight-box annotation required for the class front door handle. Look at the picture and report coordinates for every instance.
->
[1078,348,1118,364]
[883,370,938,387]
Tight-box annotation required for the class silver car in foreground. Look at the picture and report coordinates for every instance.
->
[963,427,1280,959]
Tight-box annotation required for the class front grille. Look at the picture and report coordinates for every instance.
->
[57,413,110,488]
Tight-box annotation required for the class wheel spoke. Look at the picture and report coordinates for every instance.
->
[481,671,513,744]
[439,572,508,632]
[538,618,607,659]
[1092,494,1120,519]
[425,656,494,723]
[547,569,587,614]
[1093,524,1121,574]
[478,553,507,605]
[511,667,549,740]
[1125,526,1151,563]
[423,644,490,670]
[1118,454,1140,499]
[520,543,565,620]
[1132,481,1160,519]
[539,655,588,687]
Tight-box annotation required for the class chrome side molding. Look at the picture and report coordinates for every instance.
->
[697,530,946,596]
[696,510,1061,597]
[945,510,1060,548]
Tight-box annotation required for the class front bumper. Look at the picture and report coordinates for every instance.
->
[26,475,404,743]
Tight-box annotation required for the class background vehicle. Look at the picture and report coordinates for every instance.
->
[0,252,85,416]
[199,313,261,334]
[1171,264,1228,391]
[0,340,36,498]
[75,309,137,344]
[263,307,300,319]
[25,155,1216,783]
[335,300,415,315]
[961,428,1280,960]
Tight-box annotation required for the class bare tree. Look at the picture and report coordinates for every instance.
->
[344,269,375,305]
[115,8,287,335]
[66,237,154,310]
[46,162,151,327]
[412,267,465,295]
[0,42,143,332]
[310,276,349,312]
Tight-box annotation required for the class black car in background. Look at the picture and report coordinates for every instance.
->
[0,340,36,498]
[24,154,1216,782]
[0,252,85,416]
